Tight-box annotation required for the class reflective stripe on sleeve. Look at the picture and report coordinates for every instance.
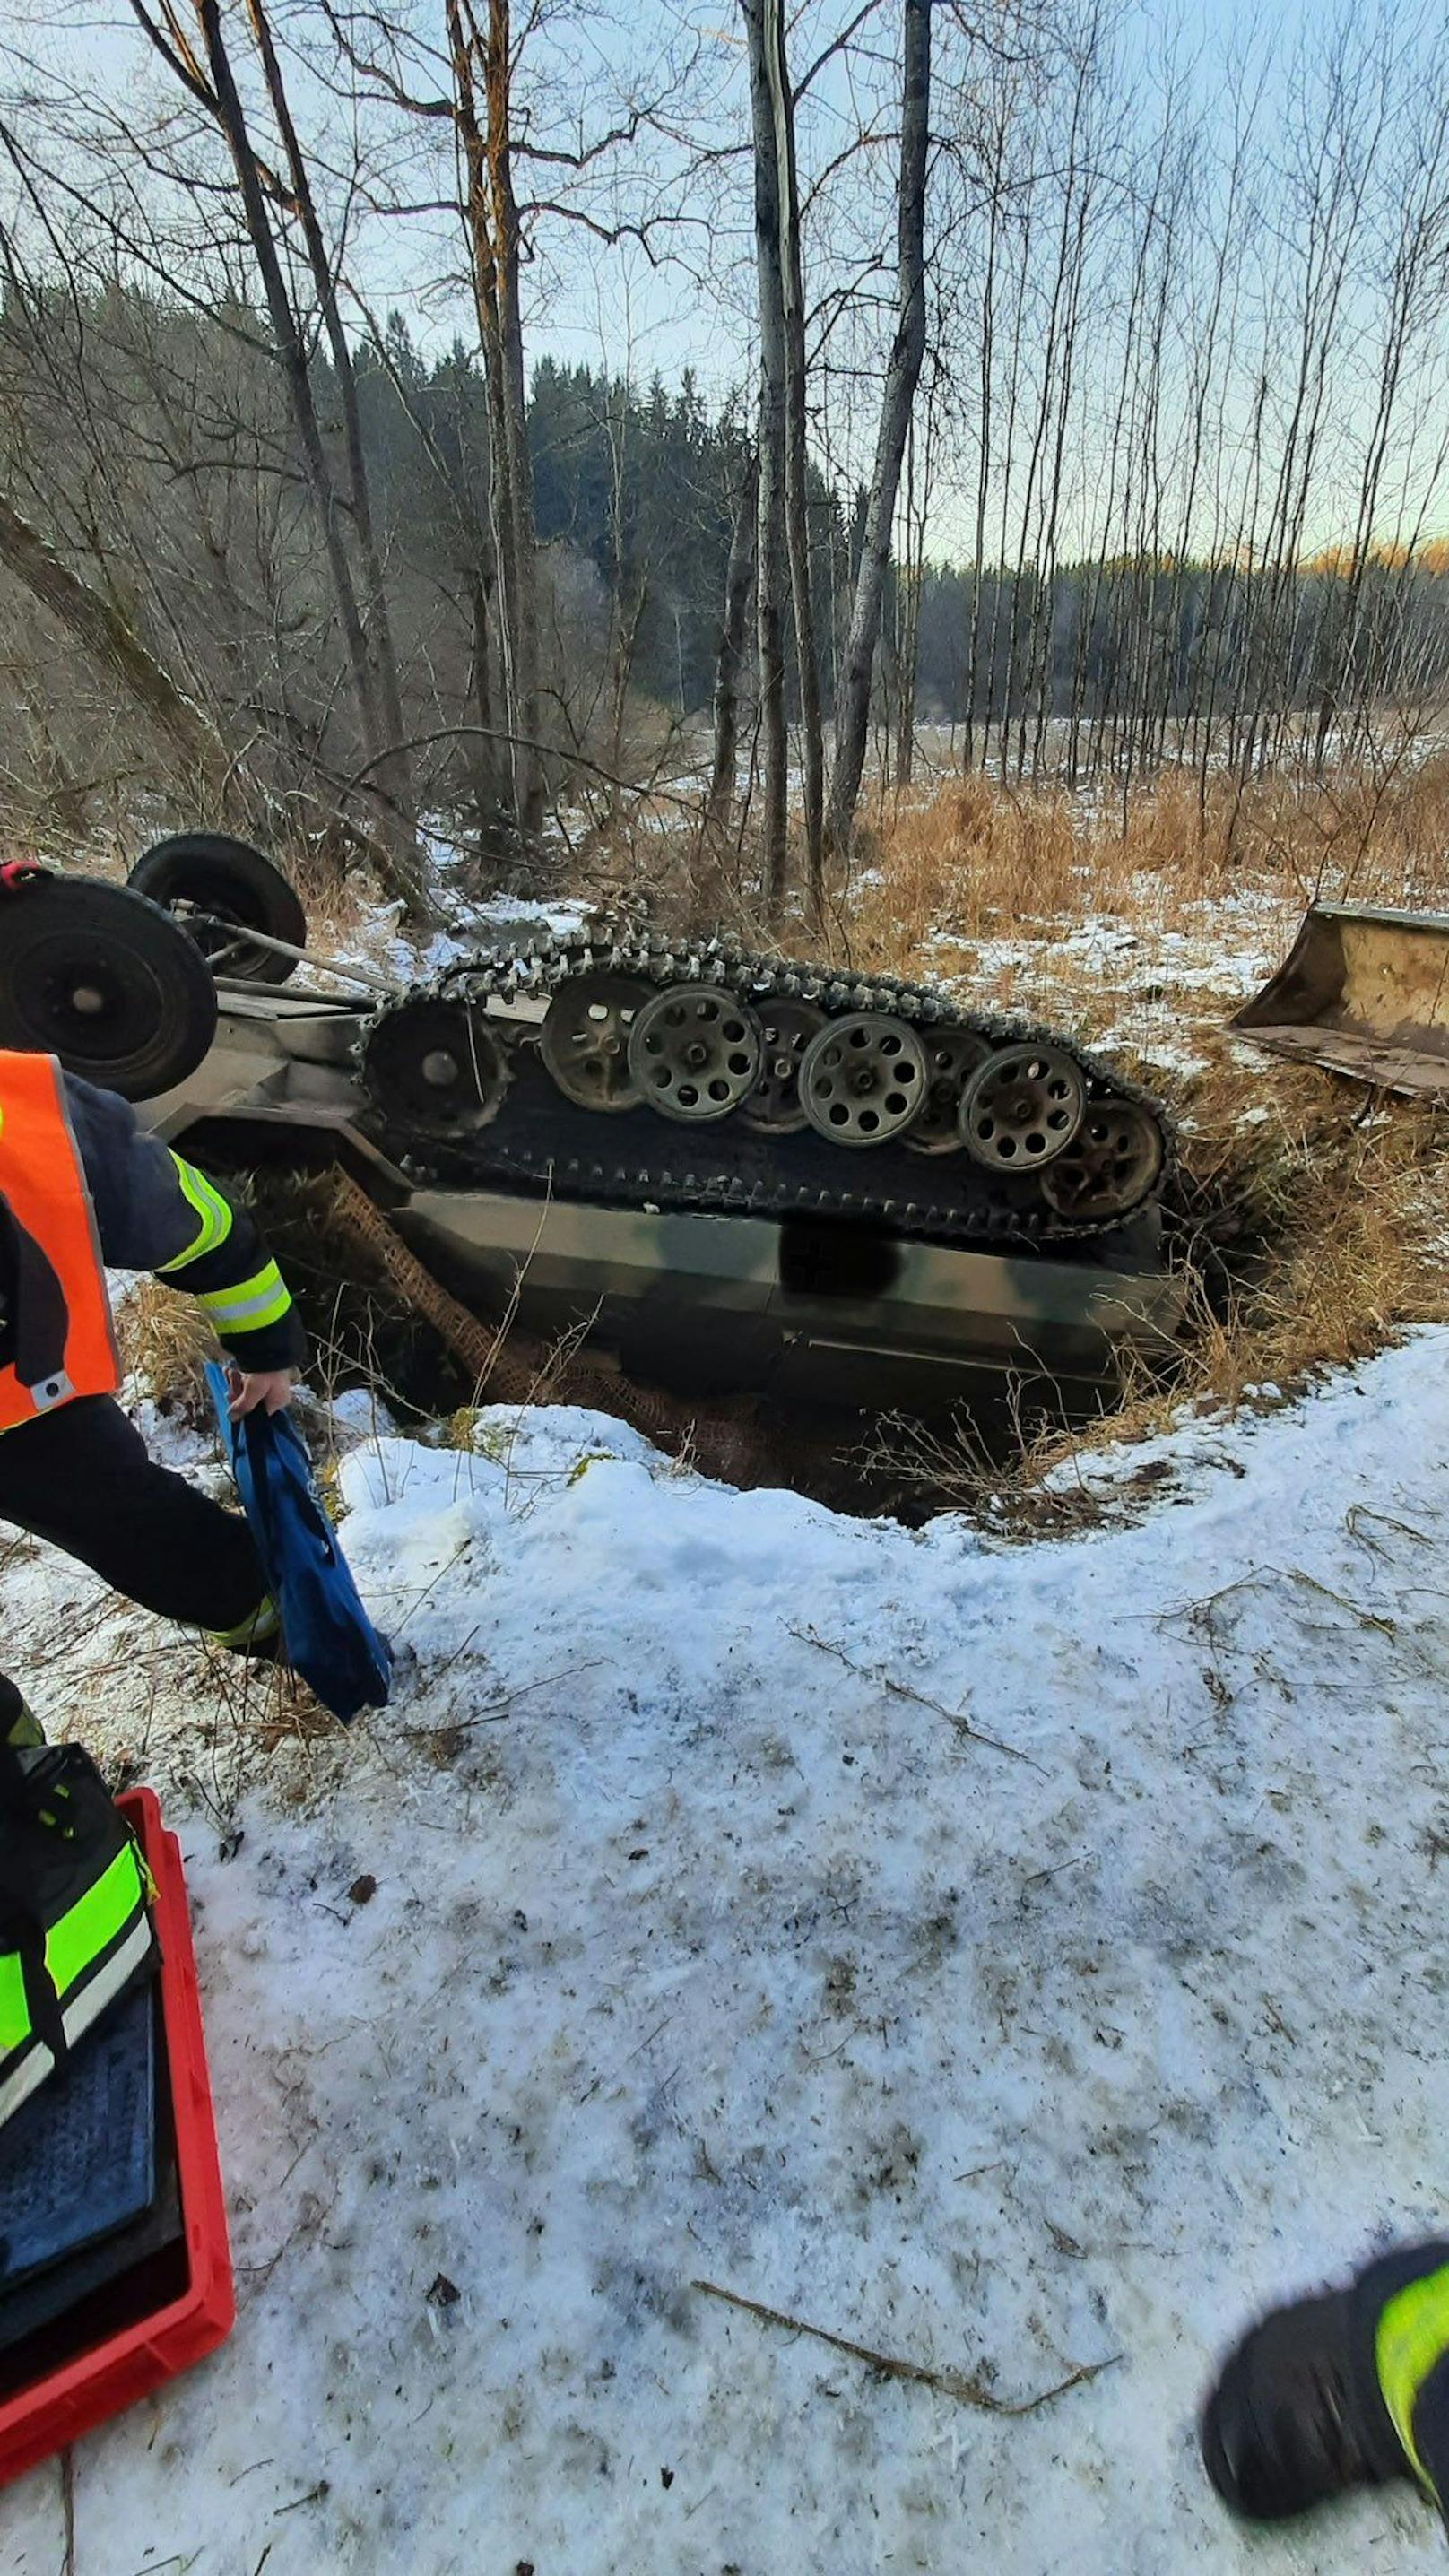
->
[199,1261,293,1336]
[1376,2265,1449,2497]
[157,1157,235,1272]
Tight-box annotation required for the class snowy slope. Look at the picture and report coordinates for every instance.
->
[6,1345,1449,2574]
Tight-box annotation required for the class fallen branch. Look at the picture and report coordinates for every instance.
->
[690,2278,1120,2416]
[325,1170,773,1486]
[1345,1505,1434,1556]
[787,1624,1043,1770]
[346,721,707,824]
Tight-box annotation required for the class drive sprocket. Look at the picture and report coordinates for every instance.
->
[360,995,508,1134]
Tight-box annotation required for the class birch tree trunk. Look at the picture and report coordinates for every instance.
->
[756,381,789,912]
[824,0,931,860]
[448,0,543,837]
[743,0,791,910]
[245,0,414,854]
[747,0,824,909]
[707,449,759,833]
[485,0,543,835]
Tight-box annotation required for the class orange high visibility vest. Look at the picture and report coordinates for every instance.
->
[0,1051,119,1434]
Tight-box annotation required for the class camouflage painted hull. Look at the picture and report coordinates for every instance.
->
[138,976,1184,1423]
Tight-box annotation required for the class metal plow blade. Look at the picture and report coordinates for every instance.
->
[1231,902,1449,1097]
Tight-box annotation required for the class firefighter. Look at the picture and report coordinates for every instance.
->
[1202,2240,1449,2545]
[0,1046,304,1748]
[0,1046,303,2125]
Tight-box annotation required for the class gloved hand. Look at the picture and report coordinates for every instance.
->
[228,1366,298,1420]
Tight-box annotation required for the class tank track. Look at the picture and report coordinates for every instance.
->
[359,923,1176,1249]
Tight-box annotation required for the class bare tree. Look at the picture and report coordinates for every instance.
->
[744,0,824,909]
[707,447,759,834]
[446,0,543,836]
[125,0,431,911]
[744,0,791,909]
[0,486,225,780]
[825,0,932,860]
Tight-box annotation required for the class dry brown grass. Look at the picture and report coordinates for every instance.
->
[1176,1089,1449,1378]
[117,1277,220,1417]
[826,756,1449,1521]
[575,748,1449,1003]
[871,1045,1449,1530]
[848,755,1449,983]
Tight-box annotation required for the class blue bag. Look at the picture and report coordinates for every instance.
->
[207,1364,393,1722]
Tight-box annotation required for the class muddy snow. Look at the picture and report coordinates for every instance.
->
[5,1341,1449,2572]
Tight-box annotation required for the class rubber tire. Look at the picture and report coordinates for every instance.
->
[0,876,219,1100]
[127,833,307,984]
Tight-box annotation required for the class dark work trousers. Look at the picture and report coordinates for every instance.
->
[0,1395,265,1728]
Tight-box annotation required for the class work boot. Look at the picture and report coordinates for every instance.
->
[212,1593,283,1659]
[0,1742,156,2129]
[1202,2242,1449,2522]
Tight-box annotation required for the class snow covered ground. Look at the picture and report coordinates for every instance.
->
[922,884,1300,1088]
[7,1343,1449,2573]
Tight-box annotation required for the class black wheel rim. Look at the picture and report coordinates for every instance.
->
[16,929,169,1071]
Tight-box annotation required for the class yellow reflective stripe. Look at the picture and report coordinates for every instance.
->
[0,1951,26,2051]
[157,1157,234,1273]
[212,1594,281,1650]
[200,1261,292,1334]
[1376,2265,1449,2496]
[46,1843,147,1997]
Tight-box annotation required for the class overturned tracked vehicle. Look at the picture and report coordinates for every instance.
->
[0,841,1184,1453]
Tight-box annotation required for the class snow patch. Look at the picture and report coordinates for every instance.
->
[4,1344,1449,2570]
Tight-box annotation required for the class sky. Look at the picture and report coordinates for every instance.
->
[4,0,1447,559]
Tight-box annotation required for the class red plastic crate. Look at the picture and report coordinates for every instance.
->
[0,1785,235,2485]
